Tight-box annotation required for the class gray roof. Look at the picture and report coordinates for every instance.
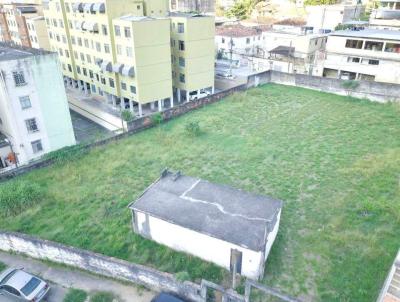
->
[129,170,283,251]
[331,29,400,40]
[0,43,52,62]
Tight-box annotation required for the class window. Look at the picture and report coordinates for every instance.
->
[345,39,363,49]
[104,43,110,53]
[179,57,185,67]
[83,68,87,76]
[347,57,360,63]
[80,53,85,61]
[31,140,43,154]
[19,95,31,109]
[89,70,93,78]
[101,77,106,84]
[126,46,133,57]
[86,54,91,63]
[364,41,383,51]
[179,73,185,83]
[77,37,82,46]
[25,118,38,133]
[177,22,184,33]
[222,38,225,43]
[116,44,122,55]
[246,38,250,44]
[84,39,89,48]
[178,40,185,51]
[109,78,115,88]
[65,50,69,58]
[96,42,101,52]
[13,71,26,86]
[130,85,136,94]
[368,59,379,65]
[114,25,121,36]
[121,82,127,90]
[385,43,400,53]
[76,66,81,74]
[68,64,72,72]
[124,27,131,38]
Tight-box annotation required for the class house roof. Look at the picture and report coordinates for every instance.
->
[129,170,283,251]
[216,24,261,37]
[269,45,295,56]
[331,29,400,41]
[0,43,52,62]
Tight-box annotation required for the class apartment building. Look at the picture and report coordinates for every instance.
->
[0,44,76,169]
[0,2,50,49]
[315,29,400,84]
[171,13,214,102]
[169,0,214,13]
[370,0,400,30]
[44,0,214,116]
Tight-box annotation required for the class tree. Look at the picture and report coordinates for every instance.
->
[304,0,339,5]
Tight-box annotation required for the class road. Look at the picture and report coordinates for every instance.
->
[0,251,155,302]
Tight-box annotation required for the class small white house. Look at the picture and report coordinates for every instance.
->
[129,170,283,280]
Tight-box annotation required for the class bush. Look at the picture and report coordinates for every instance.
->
[175,271,190,282]
[151,112,163,126]
[90,292,117,302]
[342,80,360,96]
[185,121,201,137]
[121,110,134,122]
[0,180,43,217]
[64,289,88,302]
[0,261,6,272]
[44,144,89,164]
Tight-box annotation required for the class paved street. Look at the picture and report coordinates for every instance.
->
[0,251,155,302]
[70,110,113,144]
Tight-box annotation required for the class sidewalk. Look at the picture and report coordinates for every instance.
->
[0,251,155,302]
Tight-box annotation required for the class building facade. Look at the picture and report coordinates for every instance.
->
[43,1,214,116]
[0,44,76,168]
[129,170,283,280]
[314,29,400,84]
[369,0,400,30]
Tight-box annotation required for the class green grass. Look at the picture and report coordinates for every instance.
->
[0,84,399,301]
[0,261,6,272]
[89,291,117,302]
[63,289,88,302]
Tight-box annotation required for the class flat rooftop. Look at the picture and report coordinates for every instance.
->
[130,170,283,251]
[0,43,52,62]
[331,29,400,40]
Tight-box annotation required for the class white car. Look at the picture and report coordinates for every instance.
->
[188,89,211,101]
[0,268,50,301]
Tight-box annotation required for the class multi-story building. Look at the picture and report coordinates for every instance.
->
[169,0,214,13]
[0,2,51,50]
[251,25,327,75]
[171,13,214,102]
[0,43,76,169]
[43,0,215,116]
[370,0,400,30]
[314,29,400,84]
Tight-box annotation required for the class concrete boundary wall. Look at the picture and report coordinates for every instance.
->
[0,231,203,302]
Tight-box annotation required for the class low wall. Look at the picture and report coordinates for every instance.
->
[0,231,203,301]
[248,70,400,103]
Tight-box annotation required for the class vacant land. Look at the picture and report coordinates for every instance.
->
[0,84,399,301]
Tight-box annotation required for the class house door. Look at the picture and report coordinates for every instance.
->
[230,249,242,275]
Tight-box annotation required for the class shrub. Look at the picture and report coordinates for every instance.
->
[0,180,43,217]
[0,261,6,272]
[342,80,360,96]
[185,121,201,137]
[64,289,88,302]
[151,112,163,126]
[90,291,117,302]
[121,110,134,122]
[175,271,190,282]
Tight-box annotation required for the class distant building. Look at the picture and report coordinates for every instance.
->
[369,0,400,30]
[169,0,214,13]
[129,170,283,280]
[251,25,327,74]
[314,29,400,84]
[0,44,76,168]
[306,4,365,32]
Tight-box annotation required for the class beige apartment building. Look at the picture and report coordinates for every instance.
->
[0,2,50,50]
[314,29,400,84]
[43,0,215,117]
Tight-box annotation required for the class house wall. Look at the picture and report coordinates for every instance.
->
[216,34,262,61]
[27,18,51,50]
[134,210,268,280]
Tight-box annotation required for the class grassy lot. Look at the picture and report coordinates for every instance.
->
[0,84,399,301]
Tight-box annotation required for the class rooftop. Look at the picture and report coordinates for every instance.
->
[169,12,211,18]
[129,170,283,251]
[331,29,400,40]
[118,15,157,22]
[216,24,261,37]
[0,43,52,62]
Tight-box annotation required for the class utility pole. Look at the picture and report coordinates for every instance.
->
[228,36,234,77]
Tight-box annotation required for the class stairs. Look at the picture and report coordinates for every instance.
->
[388,267,400,299]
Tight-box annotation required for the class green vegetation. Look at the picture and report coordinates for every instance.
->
[304,0,339,5]
[90,292,117,302]
[0,180,43,217]
[63,289,88,302]
[226,0,255,19]
[184,121,201,137]
[0,84,399,301]
[0,261,6,272]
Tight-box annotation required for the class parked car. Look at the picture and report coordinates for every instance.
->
[0,268,50,301]
[215,70,235,80]
[151,293,187,302]
[188,89,211,101]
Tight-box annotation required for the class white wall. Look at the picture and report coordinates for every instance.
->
[216,34,262,61]
[135,211,267,280]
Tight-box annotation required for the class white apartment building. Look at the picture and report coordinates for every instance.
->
[306,4,365,32]
[0,44,76,169]
[370,0,400,30]
[315,29,400,84]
